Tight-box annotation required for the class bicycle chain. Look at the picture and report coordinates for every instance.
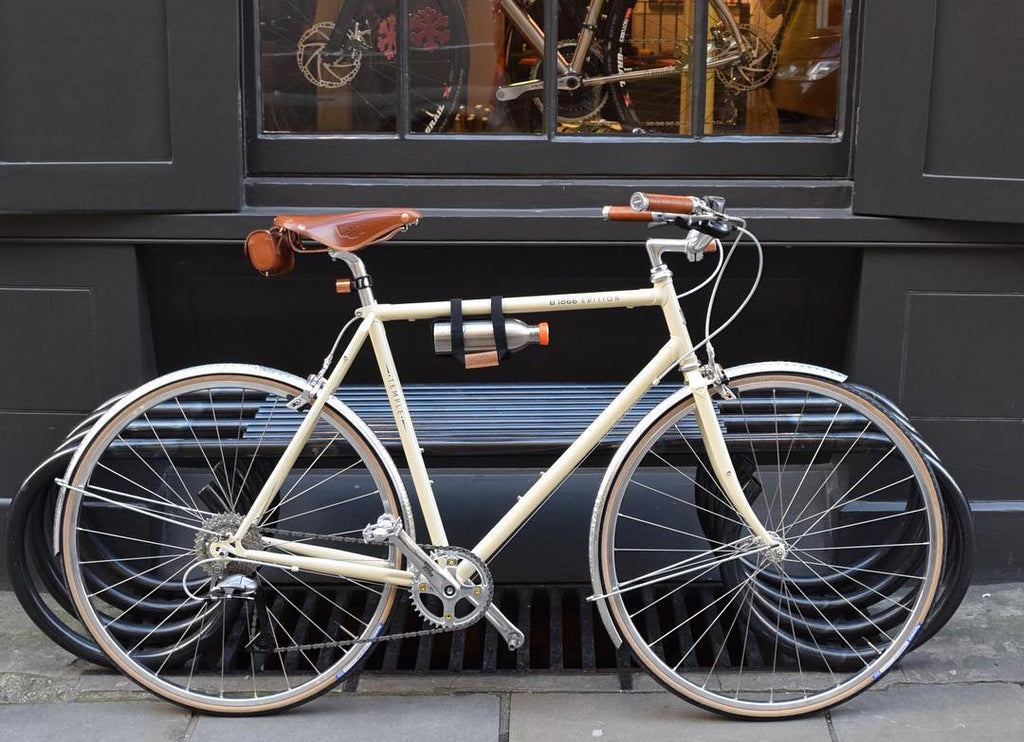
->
[246,527,484,654]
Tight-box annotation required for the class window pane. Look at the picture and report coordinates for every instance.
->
[703,0,844,136]
[556,0,695,135]
[409,0,545,134]
[259,0,402,134]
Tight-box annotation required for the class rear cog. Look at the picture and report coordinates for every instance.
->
[410,546,493,630]
[193,513,262,578]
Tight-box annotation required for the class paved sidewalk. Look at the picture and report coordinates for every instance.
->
[1,584,1022,741]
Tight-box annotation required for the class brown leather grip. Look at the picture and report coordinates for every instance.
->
[603,206,653,222]
[633,193,695,214]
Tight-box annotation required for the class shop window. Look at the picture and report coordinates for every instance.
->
[257,0,845,137]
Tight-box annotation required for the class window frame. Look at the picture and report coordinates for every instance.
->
[244,0,858,179]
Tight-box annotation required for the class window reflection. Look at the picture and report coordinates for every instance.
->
[257,0,845,137]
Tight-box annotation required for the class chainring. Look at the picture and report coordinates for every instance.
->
[409,546,493,630]
[530,40,609,122]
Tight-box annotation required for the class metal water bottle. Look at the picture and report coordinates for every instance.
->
[433,318,550,356]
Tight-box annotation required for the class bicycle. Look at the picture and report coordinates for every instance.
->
[264,0,777,134]
[56,194,944,717]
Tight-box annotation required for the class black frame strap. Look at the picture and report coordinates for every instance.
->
[491,295,509,361]
[450,298,465,364]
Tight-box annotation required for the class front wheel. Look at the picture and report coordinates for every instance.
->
[60,365,410,714]
[594,374,943,718]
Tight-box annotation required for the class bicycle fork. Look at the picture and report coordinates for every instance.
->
[658,268,783,557]
[686,368,784,555]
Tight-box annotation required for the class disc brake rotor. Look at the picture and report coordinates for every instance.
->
[297,20,365,89]
[715,25,777,92]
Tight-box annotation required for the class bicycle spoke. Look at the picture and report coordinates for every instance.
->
[630,476,747,528]
[65,372,403,711]
[99,453,202,519]
[601,376,940,715]
[779,421,873,539]
[86,551,193,599]
[174,398,233,511]
[71,482,214,534]
[649,448,735,515]
[777,402,842,528]
[86,480,211,520]
[208,390,234,507]
[618,512,730,546]
[142,411,204,516]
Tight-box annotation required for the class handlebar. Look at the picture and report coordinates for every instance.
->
[630,192,696,214]
[602,206,658,222]
[603,192,709,222]
[603,192,731,263]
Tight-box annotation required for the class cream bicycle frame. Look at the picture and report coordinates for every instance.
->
[221,262,778,586]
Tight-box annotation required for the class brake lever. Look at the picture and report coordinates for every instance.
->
[694,219,733,239]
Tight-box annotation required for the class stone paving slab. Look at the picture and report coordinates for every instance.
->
[192,693,500,742]
[896,584,1024,684]
[830,682,1024,741]
[509,692,831,741]
[0,700,190,742]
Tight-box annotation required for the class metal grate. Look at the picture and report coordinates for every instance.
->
[199,582,786,690]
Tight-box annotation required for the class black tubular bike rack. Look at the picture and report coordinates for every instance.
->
[7,381,974,677]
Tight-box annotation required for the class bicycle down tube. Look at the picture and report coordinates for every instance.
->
[222,280,780,588]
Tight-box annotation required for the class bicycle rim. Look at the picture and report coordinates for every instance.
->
[597,374,943,717]
[61,367,407,714]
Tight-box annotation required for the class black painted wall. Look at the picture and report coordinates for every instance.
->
[3,0,1024,584]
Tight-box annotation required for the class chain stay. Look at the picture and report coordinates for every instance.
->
[249,527,483,654]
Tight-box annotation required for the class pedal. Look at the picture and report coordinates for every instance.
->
[362,513,402,544]
[361,514,523,647]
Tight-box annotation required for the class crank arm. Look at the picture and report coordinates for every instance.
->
[495,65,683,103]
[483,604,525,650]
[496,49,747,103]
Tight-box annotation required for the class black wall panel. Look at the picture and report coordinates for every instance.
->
[0,0,241,212]
[850,248,1024,504]
[854,0,1024,222]
[139,243,860,383]
[0,246,155,499]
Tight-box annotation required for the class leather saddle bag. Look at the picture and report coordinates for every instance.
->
[244,228,296,277]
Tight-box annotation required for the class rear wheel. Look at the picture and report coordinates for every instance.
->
[61,366,409,714]
[595,374,943,717]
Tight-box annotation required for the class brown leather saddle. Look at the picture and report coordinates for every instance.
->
[274,208,421,252]
[245,208,421,277]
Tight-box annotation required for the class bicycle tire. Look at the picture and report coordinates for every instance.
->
[594,373,944,718]
[844,383,974,650]
[8,403,226,669]
[60,364,413,715]
[6,448,111,667]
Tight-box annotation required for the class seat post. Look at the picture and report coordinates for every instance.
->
[330,249,376,307]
